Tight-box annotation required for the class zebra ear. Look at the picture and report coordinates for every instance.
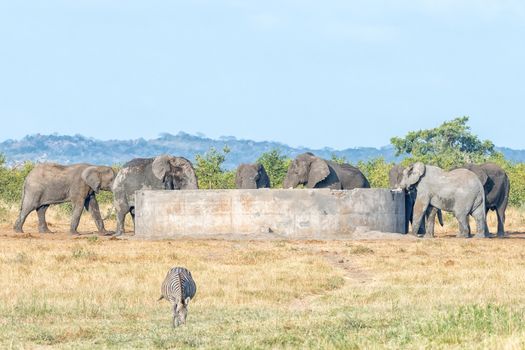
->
[184,297,191,306]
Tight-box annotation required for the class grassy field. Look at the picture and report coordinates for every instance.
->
[1,205,525,349]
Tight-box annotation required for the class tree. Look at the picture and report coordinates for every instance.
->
[356,157,393,188]
[390,116,498,169]
[0,155,34,204]
[194,147,235,189]
[330,154,347,165]
[257,149,291,188]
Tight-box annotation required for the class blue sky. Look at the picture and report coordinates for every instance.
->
[0,1,524,149]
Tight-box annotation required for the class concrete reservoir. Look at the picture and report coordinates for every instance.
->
[135,189,406,239]
[134,189,406,239]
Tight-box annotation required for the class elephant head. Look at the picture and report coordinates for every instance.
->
[235,163,270,189]
[152,155,198,190]
[399,162,426,190]
[81,166,116,193]
[283,153,330,189]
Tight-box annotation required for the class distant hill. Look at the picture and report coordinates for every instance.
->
[0,133,524,169]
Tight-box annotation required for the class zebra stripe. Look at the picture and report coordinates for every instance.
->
[160,267,196,304]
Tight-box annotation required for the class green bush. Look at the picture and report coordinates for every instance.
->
[194,147,235,189]
[257,149,291,188]
[356,157,393,188]
[0,157,34,204]
[487,154,525,207]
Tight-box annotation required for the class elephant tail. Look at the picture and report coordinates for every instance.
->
[437,209,444,227]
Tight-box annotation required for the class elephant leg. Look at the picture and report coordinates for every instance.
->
[411,197,429,236]
[37,205,52,233]
[455,214,471,238]
[69,201,85,235]
[424,207,438,238]
[14,204,35,233]
[114,207,128,237]
[84,195,108,234]
[473,206,490,238]
[496,205,506,237]
[418,215,427,235]
[113,195,129,236]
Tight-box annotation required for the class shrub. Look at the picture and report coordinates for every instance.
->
[194,147,235,189]
[0,159,34,204]
[257,149,291,188]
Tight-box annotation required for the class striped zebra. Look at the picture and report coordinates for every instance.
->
[158,266,197,327]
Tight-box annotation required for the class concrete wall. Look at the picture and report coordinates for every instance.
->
[134,189,406,239]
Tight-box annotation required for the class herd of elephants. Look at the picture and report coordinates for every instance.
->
[12,152,510,238]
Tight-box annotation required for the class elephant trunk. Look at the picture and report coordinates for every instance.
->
[242,179,258,189]
[184,172,199,190]
[283,176,295,189]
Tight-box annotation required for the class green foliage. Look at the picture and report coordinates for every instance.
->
[96,190,114,205]
[0,159,34,204]
[257,149,291,188]
[194,147,235,189]
[507,163,525,208]
[391,116,498,169]
[356,157,393,188]
[487,153,525,207]
[330,154,347,165]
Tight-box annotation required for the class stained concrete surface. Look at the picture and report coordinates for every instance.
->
[134,189,406,239]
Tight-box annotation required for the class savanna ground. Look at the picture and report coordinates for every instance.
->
[1,204,525,349]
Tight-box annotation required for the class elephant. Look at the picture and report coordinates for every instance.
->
[283,153,370,189]
[112,155,198,236]
[13,163,115,235]
[433,162,509,236]
[235,163,271,189]
[389,164,443,235]
[398,162,488,238]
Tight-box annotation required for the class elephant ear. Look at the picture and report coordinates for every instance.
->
[405,162,426,187]
[307,158,330,188]
[81,166,101,193]
[257,164,271,188]
[388,165,404,188]
[234,166,244,188]
[172,157,198,189]
[152,155,171,181]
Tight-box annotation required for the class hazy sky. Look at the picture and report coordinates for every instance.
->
[0,1,524,149]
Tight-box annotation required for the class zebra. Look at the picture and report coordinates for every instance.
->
[158,266,197,327]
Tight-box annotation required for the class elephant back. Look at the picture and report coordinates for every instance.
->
[329,161,370,189]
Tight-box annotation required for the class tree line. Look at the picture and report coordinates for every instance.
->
[0,117,524,207]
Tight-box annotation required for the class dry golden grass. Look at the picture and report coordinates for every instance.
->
[1,205,525,349]
[433,207,525,237]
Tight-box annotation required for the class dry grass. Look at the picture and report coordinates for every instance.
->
[433,207,525,237]
[0,205,525,348]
